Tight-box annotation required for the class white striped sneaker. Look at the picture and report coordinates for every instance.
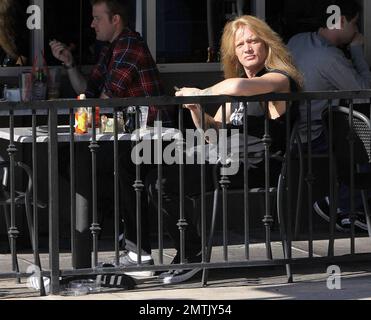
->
[118,251,155,278]
[163,268,202,284]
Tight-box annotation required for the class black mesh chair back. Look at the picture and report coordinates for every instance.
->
[322,106,371,186]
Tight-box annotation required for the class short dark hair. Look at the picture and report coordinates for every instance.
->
[320,0,361,27]
[335,0,361,22]
[90,0,129,25]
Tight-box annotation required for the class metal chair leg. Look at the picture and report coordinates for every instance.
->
[3,204,21,283]
[261,194,273,260]
[24,193,46,296]
[277,174,293,283]
[24,194,41,267]
[294,158,304,239]
[327,180,339,257]
[202,188,219,286]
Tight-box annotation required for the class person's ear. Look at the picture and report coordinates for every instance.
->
[112,14,120,26]
[340,16,346,29]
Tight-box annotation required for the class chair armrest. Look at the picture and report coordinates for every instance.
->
[15,161,33,196]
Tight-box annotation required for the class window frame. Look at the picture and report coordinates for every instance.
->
[0,0,369,77]
[144,0,263,72]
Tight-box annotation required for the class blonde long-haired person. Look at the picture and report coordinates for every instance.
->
[0,0,29,66]
[145,15,303,284]
[177,14,302,130]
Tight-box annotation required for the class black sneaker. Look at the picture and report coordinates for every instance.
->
[314,197,369,232]
[159,251,202,284]
[313,197,347,232]
[97,274,136,290]
[347,212,368,231]
[117,251,155,278]
[355,213,369,231]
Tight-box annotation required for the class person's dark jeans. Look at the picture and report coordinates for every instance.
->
[119,142,155,255]
[145,160,282,257]
[145,164,214,257]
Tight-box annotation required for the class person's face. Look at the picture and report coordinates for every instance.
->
[91,3,116,42]
[234,26,268,75]
[340,14,359,45]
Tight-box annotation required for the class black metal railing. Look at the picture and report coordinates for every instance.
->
[0,90,371,296]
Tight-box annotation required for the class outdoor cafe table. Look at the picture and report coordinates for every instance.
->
[0,126,179,269]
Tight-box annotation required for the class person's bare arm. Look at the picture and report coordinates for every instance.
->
[49,40,87,94]
[183,103,229,131]
[183,73,289,97]
[176,72,289,128]
[176,86,233,131]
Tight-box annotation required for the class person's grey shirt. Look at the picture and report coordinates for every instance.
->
[287,32,371,142]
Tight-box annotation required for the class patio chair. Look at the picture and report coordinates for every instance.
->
[321,106,371,236]
[197,121,304,285]
[0,160,46,277]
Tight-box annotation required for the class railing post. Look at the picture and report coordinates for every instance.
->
[156,110,164,265]
[306,100,314,258]
[328,100,335,257]
[89,106,101,268]
[7,110,19,283]
[262,101,273,260]
[348,100,356,254]
[285,103,293,282]
[69,108,76,269]
[113,108,120,266]
[177,105,187,264]
[200,106,206,263]
[134,106,144,264]
[220,103,230,261]
[32,109,46,296]
[243,102,250,260]
[48,107,60,294]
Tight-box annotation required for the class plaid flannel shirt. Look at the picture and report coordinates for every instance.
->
[85,28,164,124]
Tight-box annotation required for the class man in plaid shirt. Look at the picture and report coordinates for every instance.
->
[50,0,163,124]
[50,0,168,275]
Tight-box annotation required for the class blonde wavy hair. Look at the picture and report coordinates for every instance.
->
[221,15,303,90]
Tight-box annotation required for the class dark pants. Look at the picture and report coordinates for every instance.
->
[119,142,155,255]
[304,132,371,213]
[145,160,282,257]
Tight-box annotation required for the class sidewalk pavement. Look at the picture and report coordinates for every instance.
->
[1,237,371,300]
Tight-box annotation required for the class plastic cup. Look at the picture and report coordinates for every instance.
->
[19,72,33,102]
[139,106,149,129]
[47,67,61,100]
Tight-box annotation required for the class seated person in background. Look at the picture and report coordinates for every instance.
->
[49,0,163,123]
[144,15,302,284]
[0,0,29,66]
[50,0,167,275]
[287,0,371,231]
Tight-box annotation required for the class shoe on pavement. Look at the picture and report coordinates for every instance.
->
[159,251,202,284]
[314,197,369,232]
[162,268,202,284]
[314,197,347,232]
[117,251,155,278]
